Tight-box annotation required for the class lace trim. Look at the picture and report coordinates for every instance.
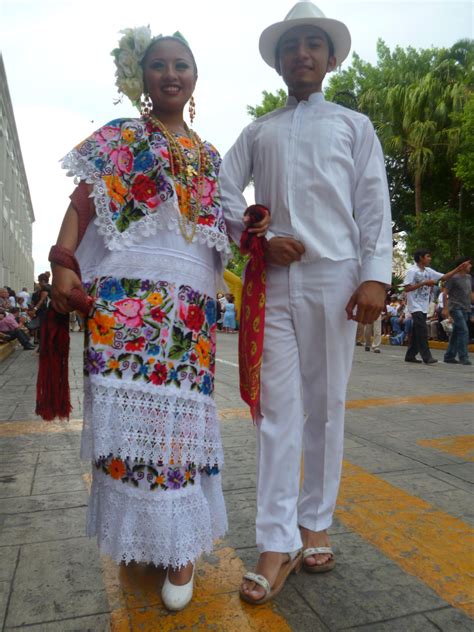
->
[81,380,224,466]
[61,150,231,262]
[87,467,227,568]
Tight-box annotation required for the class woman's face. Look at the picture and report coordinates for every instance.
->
[143,39,196,117]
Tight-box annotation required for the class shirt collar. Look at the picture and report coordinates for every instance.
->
[286,91,325,107]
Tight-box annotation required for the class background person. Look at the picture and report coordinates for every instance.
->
[404,249,470,364]
[443,256,472,365]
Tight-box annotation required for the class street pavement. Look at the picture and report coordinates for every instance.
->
[0,332,473,631]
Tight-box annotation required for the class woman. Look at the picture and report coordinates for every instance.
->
[50,28,232,611]
[223,294,237,332]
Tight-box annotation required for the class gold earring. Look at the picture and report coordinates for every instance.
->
[188,95,196,125]
[141,93,152,116]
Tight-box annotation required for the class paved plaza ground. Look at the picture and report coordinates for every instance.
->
[0,332,472,631]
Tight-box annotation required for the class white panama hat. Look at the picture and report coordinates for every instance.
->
[259,1,351,69]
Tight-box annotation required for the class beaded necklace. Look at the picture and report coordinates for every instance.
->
[147,114,210,243]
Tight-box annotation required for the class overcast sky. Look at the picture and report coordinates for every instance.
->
[1,0,472,277]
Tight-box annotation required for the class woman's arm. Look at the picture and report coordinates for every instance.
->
[51,203,84,314]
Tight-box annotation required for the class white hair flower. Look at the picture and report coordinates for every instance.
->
[111,26,153,107]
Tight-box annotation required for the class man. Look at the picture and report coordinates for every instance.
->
[17,287,31,306]
[0,287,12,311]
[443,256,472,365]
[220,2,392,604]
[403,249,470,364]
[0,308,35,350]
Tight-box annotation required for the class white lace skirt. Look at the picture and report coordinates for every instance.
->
[87,465,227,568]
[78,237,227,567]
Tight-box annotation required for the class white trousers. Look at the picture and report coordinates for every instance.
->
[256,259,359,553]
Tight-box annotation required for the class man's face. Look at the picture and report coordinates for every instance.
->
[0,288,8,300]
[420,254,432,266]
[277,25,336,97]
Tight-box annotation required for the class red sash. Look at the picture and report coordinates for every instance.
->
[238,205,269,421]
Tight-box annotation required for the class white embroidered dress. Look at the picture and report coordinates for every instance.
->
[63,117,230,568]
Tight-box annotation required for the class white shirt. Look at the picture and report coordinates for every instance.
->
[404,265,443,314]
[17,290,31,305]
[220,92,392,284]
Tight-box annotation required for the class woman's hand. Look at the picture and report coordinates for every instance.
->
[244,209,271,237]
[51,264,83,314]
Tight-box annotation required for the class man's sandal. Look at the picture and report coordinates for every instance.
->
[239,550,302,605]
[302,546,335,573]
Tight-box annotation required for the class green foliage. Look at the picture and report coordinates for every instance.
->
[404,201,474,270]
[454,94,474,190]
[247,89,287,119]
[226,242,248,278]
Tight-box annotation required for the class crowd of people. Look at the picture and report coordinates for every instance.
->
[357,251,473,365]
[0,273,52,351]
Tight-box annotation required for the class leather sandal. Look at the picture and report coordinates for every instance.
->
[302,546,335,573]
[239,550,302,605]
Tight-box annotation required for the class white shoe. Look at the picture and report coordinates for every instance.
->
[161,567,194,611]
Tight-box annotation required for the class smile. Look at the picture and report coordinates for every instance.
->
[161,85,181,94]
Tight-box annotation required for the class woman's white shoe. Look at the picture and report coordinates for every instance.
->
[161,567,194,612]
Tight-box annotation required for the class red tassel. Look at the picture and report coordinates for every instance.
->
[35,308,72,421]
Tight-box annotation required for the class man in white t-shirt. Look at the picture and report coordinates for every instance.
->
[404,249,470,364]
[17,287,31,306]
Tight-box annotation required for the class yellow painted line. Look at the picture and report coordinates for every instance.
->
[0,419,82,437]
[418,435,474,462]
[345,392,474,409]
[336,460,474,617]
[220,392,474,420]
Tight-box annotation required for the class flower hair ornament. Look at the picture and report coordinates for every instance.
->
[111,27,194,110]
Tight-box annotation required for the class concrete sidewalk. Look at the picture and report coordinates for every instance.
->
[0,333,472,631]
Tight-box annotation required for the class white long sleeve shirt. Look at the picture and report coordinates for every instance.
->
[220,92,393,284]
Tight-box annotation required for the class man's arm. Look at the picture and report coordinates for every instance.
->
[438,261,471,284]
[219,126,255,245]
[345,118,392,323]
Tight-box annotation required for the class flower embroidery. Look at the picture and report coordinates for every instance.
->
[103,175,128,205]
[94,455,214,491]
[69,119,230,251]
[85,349,106,375]
[184,305,205,332]
[84,278,215,395]
[114,298,146,328]
[108,458,127,479]
[89,312,116,346]
[150,362,168,385]
[110,146,134,174]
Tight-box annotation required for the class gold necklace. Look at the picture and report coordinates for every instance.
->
[147,114,209,243]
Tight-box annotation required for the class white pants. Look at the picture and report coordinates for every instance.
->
[256,259,359,553]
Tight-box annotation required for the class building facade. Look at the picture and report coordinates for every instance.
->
[0,54,35,291]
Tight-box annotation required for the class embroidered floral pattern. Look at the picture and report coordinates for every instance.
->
[95,454,220,491]
[72,118,227,240]
[84,277,217,396]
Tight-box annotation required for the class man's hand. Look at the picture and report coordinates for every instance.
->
[264,237,305,266]
[51,264,83,314]
[345,281,387,324]
[423,279,435,287]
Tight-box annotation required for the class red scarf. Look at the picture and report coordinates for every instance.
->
[36,245,94,421]
[238,205,269,422]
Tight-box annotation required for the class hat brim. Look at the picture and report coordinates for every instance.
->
[259,17,351,68]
